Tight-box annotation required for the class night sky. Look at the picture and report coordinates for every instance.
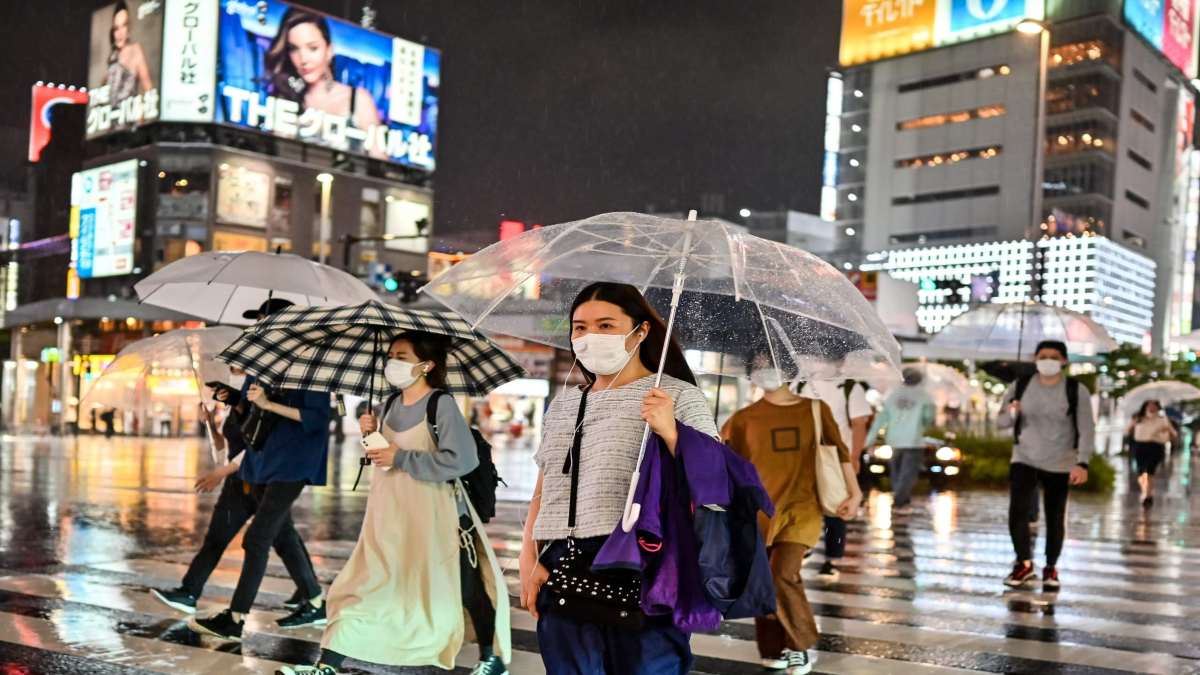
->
[0,1,841,250]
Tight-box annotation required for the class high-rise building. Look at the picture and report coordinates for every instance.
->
[825,0,1199,353]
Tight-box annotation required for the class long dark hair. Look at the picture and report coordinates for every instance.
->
[569,282,696,386]
[391,330,449,390]
[264,8,333,102]
[1134,399,1162,421]
[108,1,130,64]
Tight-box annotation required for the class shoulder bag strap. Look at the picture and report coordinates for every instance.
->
[560,387,591,531]
[425,390,446,443]
[811,398,824,448]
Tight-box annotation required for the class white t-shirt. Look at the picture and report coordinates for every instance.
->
[800,380,872,451]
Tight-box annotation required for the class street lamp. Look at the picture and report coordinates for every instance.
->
[1017,17,1051,312]
[739,208,751,218]
[1016,18,1047,34]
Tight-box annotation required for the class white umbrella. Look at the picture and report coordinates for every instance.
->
[927,302,1118,362]
[1119,381,1200,415]
[871,362,973,409]
[134,251,378,325]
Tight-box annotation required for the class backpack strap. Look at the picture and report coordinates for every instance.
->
[1012,374,1033,443]
[425,390,447,444]
[381,391,403,421]
[1065,377,1080,450]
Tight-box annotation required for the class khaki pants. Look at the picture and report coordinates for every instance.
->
[755,543,819,656]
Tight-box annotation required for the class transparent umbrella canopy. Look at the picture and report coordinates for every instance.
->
[1119,381,1200,415]
[425,211,902,531]
[927,302,1118,362]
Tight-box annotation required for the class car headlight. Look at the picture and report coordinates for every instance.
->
[935,446,961,462]
[944,466,960,476]
[874,445,894,460]
[869,464,886,474]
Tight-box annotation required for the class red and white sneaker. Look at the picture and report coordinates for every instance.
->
[1004,561,1038,588]
[1042,567,1060,591]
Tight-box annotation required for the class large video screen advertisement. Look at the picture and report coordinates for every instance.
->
[70,160,140,279]
[86,1,164,138]
[215,0,440,171]
[840,0,1045,66]
[1124,0,1198,78]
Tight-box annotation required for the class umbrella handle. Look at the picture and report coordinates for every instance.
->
[620,470,642,532]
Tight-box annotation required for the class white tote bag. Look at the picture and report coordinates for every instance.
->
[812,399,849,516]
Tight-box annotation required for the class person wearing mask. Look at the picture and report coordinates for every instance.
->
[518,282,717,674]
[188,299,330,641]
[997,340,1094,590]
[278,331,508,675]
[150,391,310,614]
[798,375,871,582]
[866,368,936,515]
[724,359,860,674]
[1125,399,1176,508]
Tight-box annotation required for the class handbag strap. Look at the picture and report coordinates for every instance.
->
[560,386,591,531]
[811,398,824,448]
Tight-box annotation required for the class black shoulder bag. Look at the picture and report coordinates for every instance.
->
[541,386,646,630]
[239,387,280,452]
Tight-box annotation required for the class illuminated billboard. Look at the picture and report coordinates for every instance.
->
[70,160,140,279]
[840,0,1045,66]
[86,1,164,138]
[1124,0,1198,78]
[215,0,440,171]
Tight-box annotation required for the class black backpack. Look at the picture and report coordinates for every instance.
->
[1012,374,1082,448]
[384,390,504,522]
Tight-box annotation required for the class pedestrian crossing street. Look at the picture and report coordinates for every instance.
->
[2,494,1200,675]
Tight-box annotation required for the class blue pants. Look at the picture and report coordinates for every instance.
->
[536,540,693,675]
[890,447,924,507]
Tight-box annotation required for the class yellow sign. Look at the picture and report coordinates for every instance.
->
[841,0,937,66]
[212,230,267,252]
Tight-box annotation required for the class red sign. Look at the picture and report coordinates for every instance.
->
[846,270,879,301]
[29,84,88,162]
[499,220,526,241]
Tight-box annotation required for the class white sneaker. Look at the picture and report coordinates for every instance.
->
[787,649,813,675]
[760,653,788,670]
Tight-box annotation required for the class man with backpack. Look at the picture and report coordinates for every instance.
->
[998,340,1094,591]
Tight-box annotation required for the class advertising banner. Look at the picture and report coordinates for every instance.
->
[70,159,140,279]
[86,1,164,138]
[1125,0,1198,77]
[160,0,218,122]
[29,85,89,162]
[215,0,440,171]
[840,0,1044,66]
[215,164,271,227]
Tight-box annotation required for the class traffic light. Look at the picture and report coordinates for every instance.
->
[382,274,400,293]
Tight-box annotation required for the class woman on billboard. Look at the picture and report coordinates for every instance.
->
[264,8,385,158]
[105,1,154,104]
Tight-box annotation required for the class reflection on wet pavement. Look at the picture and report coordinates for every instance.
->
[1,434,1199,674]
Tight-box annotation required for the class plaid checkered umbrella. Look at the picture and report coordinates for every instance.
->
[216,300,525,401]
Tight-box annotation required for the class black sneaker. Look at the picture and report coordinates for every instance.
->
[816,561,840,582]
[1004,561,1038,588]
[1042,567,1060,591]
[786,649,812,675]
[470,656,507,675]
[276,665,337,675]
[188,609,243,641]
[150,587,197,614]
[283,589,308,610]
[277,600,327,629]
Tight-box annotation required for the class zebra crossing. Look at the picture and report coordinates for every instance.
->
[3,491,1199,675]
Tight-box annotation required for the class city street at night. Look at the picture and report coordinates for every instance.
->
[1,435,1198,674]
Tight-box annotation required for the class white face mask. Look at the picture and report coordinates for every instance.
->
[385,358,427,390]
[1035,359,1063,377]
[572,326,643,376]
[750,368,784,392]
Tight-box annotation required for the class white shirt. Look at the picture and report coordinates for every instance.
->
[800,380,871,451]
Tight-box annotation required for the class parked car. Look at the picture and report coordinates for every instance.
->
[861,434,964,489]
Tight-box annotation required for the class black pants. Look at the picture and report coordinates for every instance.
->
[823,515,846,560]
[1009,462,1070,567]
[320,514,496,669]
[230,481,322,613]
[180,474,312,598]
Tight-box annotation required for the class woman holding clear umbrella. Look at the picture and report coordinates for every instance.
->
[519,282,719,674]
[1126,399,1177,508]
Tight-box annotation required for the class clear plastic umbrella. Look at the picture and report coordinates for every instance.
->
[425,211,902,531]
[870,362,973,409]
[134,251,378,325]
[926,302,1118,362]
[1119,381,1200,415]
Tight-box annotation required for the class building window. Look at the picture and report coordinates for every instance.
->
[1045,119,1115,156]
[1044,162,1114,198]
[1127,149,1153,171]
[897,64,1010,94]
[892,185,999,206]
[1049,39,1114,69]
[895,146,1001,169]
[1046,75,1119,116]
[896,105,1006,131]
[1130,109,1156,132]
[888,225,998,245]
[1131,68,1158,94]
[1125,190,1150,210]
